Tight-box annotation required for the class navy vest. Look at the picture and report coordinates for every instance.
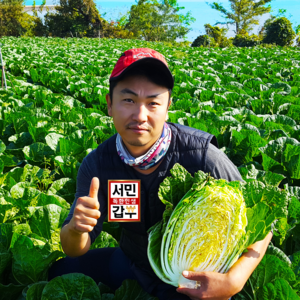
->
[96,122,218,270]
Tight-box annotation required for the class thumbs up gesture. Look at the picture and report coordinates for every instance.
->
[70,177,101,234]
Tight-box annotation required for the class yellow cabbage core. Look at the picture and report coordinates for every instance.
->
[168,184,247,274]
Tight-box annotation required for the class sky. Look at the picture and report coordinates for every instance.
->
[25,0,300,42]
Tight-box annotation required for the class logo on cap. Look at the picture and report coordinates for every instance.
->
[133,52,154,59]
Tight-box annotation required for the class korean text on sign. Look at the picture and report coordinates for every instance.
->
[108,180,141,222]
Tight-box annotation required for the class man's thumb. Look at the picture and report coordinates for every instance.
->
[89,177,100,199]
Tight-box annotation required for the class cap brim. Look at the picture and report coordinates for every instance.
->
[110,57,174,90]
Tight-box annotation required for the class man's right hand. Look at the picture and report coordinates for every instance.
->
[69,177,101,234]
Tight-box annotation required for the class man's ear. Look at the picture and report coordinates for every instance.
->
[165,99,172,121]
[106,93,112,116]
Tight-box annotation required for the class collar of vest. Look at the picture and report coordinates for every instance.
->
[97,121,218,159]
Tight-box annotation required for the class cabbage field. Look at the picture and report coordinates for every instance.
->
[0,37,300,299]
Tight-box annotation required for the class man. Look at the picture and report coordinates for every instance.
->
[48,48,272,300]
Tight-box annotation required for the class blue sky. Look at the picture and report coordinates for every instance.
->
[26,0,300,42]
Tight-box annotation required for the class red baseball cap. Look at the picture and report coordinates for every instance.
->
[109,48,174,89]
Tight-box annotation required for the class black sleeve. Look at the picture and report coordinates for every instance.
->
[61,149,107,244]
[204,143,244,182]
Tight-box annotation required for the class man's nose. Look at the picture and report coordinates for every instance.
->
[132,104,148,122]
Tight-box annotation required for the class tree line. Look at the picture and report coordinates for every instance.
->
[193,2,299,48]
[0,0,299,47]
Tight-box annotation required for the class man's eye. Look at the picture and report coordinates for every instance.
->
[124,99,133,103]
[150,102,159,106]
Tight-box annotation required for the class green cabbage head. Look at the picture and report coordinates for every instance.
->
[147,164,288,288]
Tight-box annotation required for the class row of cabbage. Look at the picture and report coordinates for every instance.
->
[0,37,299,299]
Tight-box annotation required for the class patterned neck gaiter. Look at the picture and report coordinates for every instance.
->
[116,122,172,170]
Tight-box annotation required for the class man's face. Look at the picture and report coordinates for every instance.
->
[105,75,171,157]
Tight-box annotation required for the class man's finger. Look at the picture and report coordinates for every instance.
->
[176,287,201,298]
[182,270,207,281]
[89,177,100,199]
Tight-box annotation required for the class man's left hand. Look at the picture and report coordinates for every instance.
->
[176,270,241,300]
[176,232,273,300]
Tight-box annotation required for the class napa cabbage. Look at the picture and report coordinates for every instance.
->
[147,163,289,288]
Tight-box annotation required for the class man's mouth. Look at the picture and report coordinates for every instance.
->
[129,126,148,130]
[128,126,149,133]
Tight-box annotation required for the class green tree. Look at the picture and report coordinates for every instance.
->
[207,0,272,34]
[0,0,39,36]
[100,20,135,39]
[296,25,300,47]
[191,34,216,48]
[45,0,103,37]
[45,0,132,38]
[124,0,195,42]
[232,29,261,47]
[191,24,232,48]
[262,17,296,46]
[204,23,232,47]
